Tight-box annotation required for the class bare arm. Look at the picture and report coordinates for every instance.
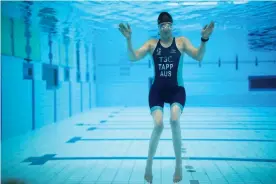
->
[181,36,206,62]
[127,38,151,62]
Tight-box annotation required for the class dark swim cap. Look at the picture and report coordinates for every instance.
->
[157,12,173,25]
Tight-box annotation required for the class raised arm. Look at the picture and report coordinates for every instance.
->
[127,38,152,62]
[181,21,214,62]
[118,23,152,62]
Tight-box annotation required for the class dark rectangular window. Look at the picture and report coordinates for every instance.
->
[249,75,276,90]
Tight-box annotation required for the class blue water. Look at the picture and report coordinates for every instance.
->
[1,1,276,184]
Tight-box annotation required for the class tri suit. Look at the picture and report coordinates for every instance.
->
[149,37,186,113]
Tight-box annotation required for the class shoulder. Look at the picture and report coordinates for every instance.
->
[147,39,158,53]
[175,36,188,52]
[176,36,188,44]
[148,39,158,47]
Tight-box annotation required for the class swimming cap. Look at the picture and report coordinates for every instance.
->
[157,12,173,25]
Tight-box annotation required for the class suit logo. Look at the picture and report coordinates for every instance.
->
[170,48,176,54]
[156,48,161,55]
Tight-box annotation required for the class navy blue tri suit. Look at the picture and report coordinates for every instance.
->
[149,37,186,113]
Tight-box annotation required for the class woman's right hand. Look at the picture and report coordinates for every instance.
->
[118,23,132,40]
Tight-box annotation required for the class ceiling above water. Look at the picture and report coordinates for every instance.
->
[1,0,276,51]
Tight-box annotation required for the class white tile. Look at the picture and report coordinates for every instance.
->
[1,107,276,184]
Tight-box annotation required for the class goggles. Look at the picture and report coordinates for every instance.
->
[158,22,172,29]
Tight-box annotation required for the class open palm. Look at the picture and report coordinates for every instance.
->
[201,21,215,39]
[119,23,132,39]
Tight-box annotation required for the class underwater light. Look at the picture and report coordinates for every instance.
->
[181,2,218,6]
[233,0,248,4]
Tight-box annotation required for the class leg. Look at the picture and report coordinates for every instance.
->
[170,103,183,183]
[144,107,164,183]
[169,87,186,183]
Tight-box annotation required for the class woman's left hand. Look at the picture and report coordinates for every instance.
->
[201,21,215,39]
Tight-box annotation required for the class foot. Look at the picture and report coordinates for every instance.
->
[144,162,153,183]
[173,166,182,183]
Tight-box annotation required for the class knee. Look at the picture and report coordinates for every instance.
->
[170,116,180,133]
[154,119,164,132]
[170,105,181,124]
[170,114,179,126]
[170,113,180,124]
[170,115,180,125]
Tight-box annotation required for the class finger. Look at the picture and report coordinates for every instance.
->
[209,24,214,30]
[203,24,208,30]
[118,25,124,31]
[127,23,131,30]
[118,27,123,33]
[119,23,124,28]
[210,21,215,28]
[118,24,123,31]
[207,24,213,30]
[119,23,127,31]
